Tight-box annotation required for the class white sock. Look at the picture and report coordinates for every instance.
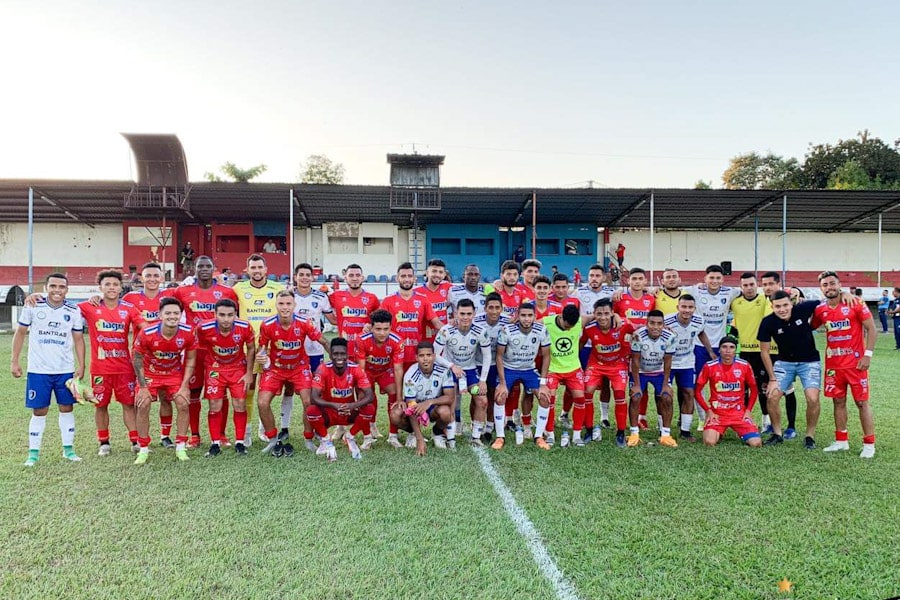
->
[280,395,294,429]
[446,421,457,441]
[29,415,47,450]
[59,412,75,446]
[697,406,707,421]
[535,405,550,437]
[630,426,639,435]
[175,441,186,451]
[472,421,484,439]
[493,403,506,438]
[657,415,663,431]
[573,429,582,441]
[600,401,610,421]
[485,422,494,433]
[661,427,671,436]
[762,414,771,426]
[139,446,150,455]
[680,414,693,431]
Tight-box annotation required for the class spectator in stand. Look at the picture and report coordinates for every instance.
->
[262,239,278,253]
[180,241,195,275]
[513,245,525,264]
[615,243,626,268]
[572,268,582,288]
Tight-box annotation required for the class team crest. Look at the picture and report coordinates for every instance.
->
[267,292,274,299]
[176,339,184,347]
[413,300,421,308]
[312,301,318,308]
[841,306,849,315]
[63,314,71,321]
[733,369,741,377]
[721,298,727,304]
[294,328,301,335]
[213,291,222,299]
[643,300,650,306]
[119,310,128,318]
[233,334,242,341]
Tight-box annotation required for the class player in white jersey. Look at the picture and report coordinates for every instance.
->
[448,263,493,318]
[492,302,551,449]
[683,264,741,372]
[390,342,457,454]
[11,273,87,466]
[628,311,676,448]
[664,294,713,441]
[475,292,510,442]
[574,263,616,428]
[433,299,492,446]
[292,262,337,374]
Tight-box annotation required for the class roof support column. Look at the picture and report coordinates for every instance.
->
[649,191,655,283]
[28,187,34,293]
[781,194,787,285]
[877,212,883,287]
[289,188,295,267]
[754,212,759,277]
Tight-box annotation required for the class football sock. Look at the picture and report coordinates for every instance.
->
[188,402,201,436]
[29,415,47,451]
[535,405,550,438]
[96,429,110,444]
[160,415,173,438]
[281,395,294,430]
[600,400,610,422]
[59,412,75,447]
[207,411,222,443]
[835,429,849,442]
[493,403,506,438]
[234,410,248,442]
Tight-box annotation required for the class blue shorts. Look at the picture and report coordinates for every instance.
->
[638,373,668,397]
[485,365,499,387]
[579,347,592,370]
[774,360,821,391]
[503,368,541,393]
[694,345,718,375]
[309,354,324,374]
[670,368,696,390]
[26,372,76,409]
[453,368,482,392]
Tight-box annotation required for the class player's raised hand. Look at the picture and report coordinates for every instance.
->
[25,293,43,307]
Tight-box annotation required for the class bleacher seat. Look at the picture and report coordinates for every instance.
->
[390,274,397,282]
[366,274,376,283]
[279,274,290,282]
[378,274,389,283]
[267,274,277,281]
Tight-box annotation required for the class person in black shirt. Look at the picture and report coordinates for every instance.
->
[757,290,821,449]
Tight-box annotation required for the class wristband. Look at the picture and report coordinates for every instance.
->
[539,378,547,385]
[864,349,873,357]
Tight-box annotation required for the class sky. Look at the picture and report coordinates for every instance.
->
[1,1,898,188]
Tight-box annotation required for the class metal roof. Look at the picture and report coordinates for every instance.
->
[1,179,899,232]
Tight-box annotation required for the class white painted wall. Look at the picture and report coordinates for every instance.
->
[0,222,122,266]
[321,222,405,277]
[613,229,900,273]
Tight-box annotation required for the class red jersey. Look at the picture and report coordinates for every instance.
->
[695,358,758,419]
[122,290,163,325]
[812,302,873,370]
[415,281,453,340]
[133,323,198,377]
[356,331,404,376]
[312,361,371,403]
[258,314,322,370]
[198,319,255,371]
[535,300,562,320]
[380,292,438,362]
[580,321,635,367]
[170,282,239,328]
[615,291,656,327]
[330,290,380,350]
[553,295,581,311]
[78,300,141,375]
[498,284,536,322]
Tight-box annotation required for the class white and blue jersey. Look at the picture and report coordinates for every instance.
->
[665,314,705,370]
[497,322,550,371]
[448,284,490,317]
[294,289,333,362]
[434,323,492,385]
[403,363,455,402]
[18,300,84,374]
[684,285,741,347]
[474,313,510,386]
[631,327,676,375]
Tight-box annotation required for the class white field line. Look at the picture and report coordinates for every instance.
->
[473,446,582,600]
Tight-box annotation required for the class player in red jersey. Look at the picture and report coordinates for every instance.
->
[694,336,762,448]
[256,290,324,455]
[169,255,238,447]
[197,299,256,457]
[813,271,878,458]
[551,273,580,311]
[496,260,536,322]
[615,267,657,428]
[356,309,405,449]
[133,297,198,463]
[329,263,380,357]
[78,270,142,456]
[521,258,542,290]
[380,262,443,373]
[308,337,375,461]
[415,258,453,341]
[580,298,635,447]
[533,275,562,320]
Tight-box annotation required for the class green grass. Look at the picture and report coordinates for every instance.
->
[1,334,898,599]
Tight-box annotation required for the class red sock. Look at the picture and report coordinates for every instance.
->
[835,430,849,442]
[562,389,573,413]
[304,430,314,440]
[572,402,585,431]
[189,402,201,436]
[863,434,875,444]
[522,414,532,426]
[128,430,139,443]
[638,395,648,419]
[584,399,594,429]
[506,386,521,417]
[614,392,628,430]
[265,427,279,440]
[175,435,188,444]
[388,393,398,435]
[97,429,110,443]
[138,436,151,448]
[234,410,248,442]
[207,411,222,443]
[547,405,556,433]
[220,398,230,439]
[160,415,172,437]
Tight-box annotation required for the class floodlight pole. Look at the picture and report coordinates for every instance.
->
[289,188,295,268]
[877,212,883,287]
[781,194,787,285]
[649,191,655,283]
[754,212,759,276]
[28,187,34,294]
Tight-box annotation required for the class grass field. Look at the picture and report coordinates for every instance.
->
[1,333,898,600]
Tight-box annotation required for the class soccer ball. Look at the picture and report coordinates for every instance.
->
[66,378,97,405]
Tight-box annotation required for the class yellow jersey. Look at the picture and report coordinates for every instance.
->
[730,294,776,353]
[233,280,284,334]
[655,288,682,317]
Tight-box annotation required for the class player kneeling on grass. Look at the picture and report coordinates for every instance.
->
[11,272,87,466]
[133,297,198,464]
[390,342,456,455]
[198,299,256,457]
[694,336,761,448]
[628,310,677,448]
[308,338,375,462]
[493,302,550,450]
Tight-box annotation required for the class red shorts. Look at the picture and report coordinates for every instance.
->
[584,364,629,392]
[823,368,869,401]
[259,366,312,395]
[205,368,248,401]
[91,372,136,407]
[546,369,585,393]
[145,375,184,400]
[705,415,759,439]
[368,370,397,393]
[189,350,208,390]
[309,403,376,427]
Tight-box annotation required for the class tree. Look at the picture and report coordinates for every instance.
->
[721,152,800,190]
[299,154,345,184]
[204,162,267,183]
[694,179,713,190]
[798,131,900,189]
